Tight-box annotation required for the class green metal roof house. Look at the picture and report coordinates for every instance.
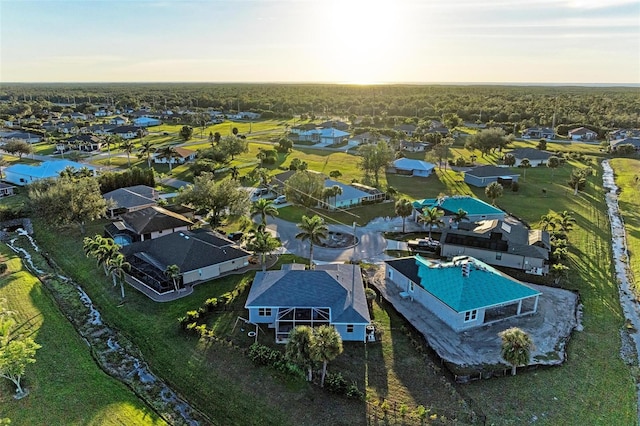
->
[245,263,371,343]
[412,195,505,224]
[385,256,541,331]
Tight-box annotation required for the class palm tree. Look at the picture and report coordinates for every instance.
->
[83,235,119,276]
[256,149,267,167]
[485,181,504,206]
[286,325,315,382]
[295,215,329,269]
[121,139,135,167]
[138,139,154,169]
[229,166,240,181]
[106,134,121,164]
[556,210,576,235]
[158,145,178,172]
[418,207,444,239]
[107,253,130,299]
[246,228,282,271]
[331,185,342,208]
[395,198,414,233]
[503,153,516,167]
[568,169,587,195]
[547,156,560,178]
[164,264,181,292]
[251,198,279,227]
[312,325,344,387]
[520,158,531,180]
[499,327,534,376]
[452,208,469,227]
[321,187,334,209]
[0,155,7,180]
[539,213,557,231]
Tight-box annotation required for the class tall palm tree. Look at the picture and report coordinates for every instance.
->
[312,325,344,387]
[321,187,334,209]
[250,198,279,228]
[246,228,282,271]
[499,327,534,376]
[569,169,587,195]
[556,210,576,235]
[452,208,469,227]
[83,235,119,276]
[107,253,130,299]
[164,264,181,292]
[158,145,178,172]
[121,139,136,167]
[520,158,531,180]
[547,156,560,178]
[286,325,315,382]
[229,166,240,181]
[295,215,329,269]
[485,181,504,206]
[539,213,557,231]
[395,198,414,233]
[331,185,342,208]
[418,207,444,239]
[138,139,154,169]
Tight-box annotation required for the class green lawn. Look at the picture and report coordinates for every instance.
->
[0,245,165,425]
[610,157,640,296]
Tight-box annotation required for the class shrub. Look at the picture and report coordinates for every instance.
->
[325,372,348,394]
[0,263,7,274]
[347,382,364,400]
[220,292,234,305]
[248,343,282,366]
[455,157,466,167]
[204,297,218,311]
[511,181,520,192]
[185,310,200,322]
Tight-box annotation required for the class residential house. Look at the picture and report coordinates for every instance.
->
[0,132,42,144]
[440,218,551,275]
[63,134,103,152]
[521,127,555,139]
[153,147,196,164]
[105,205,192,244]
[568,127,597,141]
[68,112,87,121]
[393,124,417,137]
[229,112,261,120]
[121,229,251,294]
[110,116,128,125]
[133,116,162,127]
[56,122,80,134]
[0,183,15,197]
[610,137,640,151]
[108,126,147,140]
[464,165,520,188]
[319,120,349,131]
[103,185,159,218]
[295,127,350,146]
[245,263,371,343]
[347,132,391,147]
[290,123,318,136]
[399,140,428,152]
[3,160,96,186]
[412,195,505,224]
[385,255,541,331]
[88,124,117,135]
[94,109,110,117]
[390,158,435,177]
[507,148,554,167]
[609,129,640,141]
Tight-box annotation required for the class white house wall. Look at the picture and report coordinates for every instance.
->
[440,245,547,273]
[333,323,368,342]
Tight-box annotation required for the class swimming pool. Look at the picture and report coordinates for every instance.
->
[113,234,132,246]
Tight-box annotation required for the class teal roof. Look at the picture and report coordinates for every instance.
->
[415,256,540,312]
[412,196,503,216]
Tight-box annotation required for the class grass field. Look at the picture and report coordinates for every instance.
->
[0,245,165,425]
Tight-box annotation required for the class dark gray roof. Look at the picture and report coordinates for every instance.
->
[117,206,193,234]
[508,148,554,161]
[465,165,520,178]
[104,185,158,210]
[121,230,250,273]
[385,257,421,284]
[441,218,550,259]
[611,137,640,148]
[245,264,370,324]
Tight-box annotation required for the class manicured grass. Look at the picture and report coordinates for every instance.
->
[463,158,637,424]
[610,157,640,296]
[0,245,164,425]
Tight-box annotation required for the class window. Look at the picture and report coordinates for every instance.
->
[464,310,477,322]
[346,324,354,333]
[496,253,502,260]
[258,308,272,316]
[409,282,414,292]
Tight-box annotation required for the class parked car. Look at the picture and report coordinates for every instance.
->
[274,195,287,205]
[407,238,440,252]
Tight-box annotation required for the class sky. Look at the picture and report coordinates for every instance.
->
[1,0,639,84]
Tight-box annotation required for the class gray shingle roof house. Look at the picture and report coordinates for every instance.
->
[103,185,159,218]
[522,127,554,139]
[121,230,251,294]
[385,256,541,331]
[440,218,551,275]
[245,263,371,343]
[105,205,192,243]
[507,148,554,167]
[610,137,640,151]
[464,165,520,188]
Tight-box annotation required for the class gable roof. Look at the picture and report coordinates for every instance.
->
[104,185,158,210]
[412,196,504,217]
[121,230,250,273]
[393,158,435,172]
[116,206,192,234]
[465,165,520,178]
[245,263,370,324]
[325,179,372,203]
[611,137,640,149]
[413,256,541,312]
[174,147,196,158]
[508,148,554,161]
[568,127,596,136]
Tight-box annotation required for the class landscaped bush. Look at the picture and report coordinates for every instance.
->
[0,263,7,274]
[324,372,348,394]
[511,181,519,192]
[248,342,283,366]
[204,297,218,311]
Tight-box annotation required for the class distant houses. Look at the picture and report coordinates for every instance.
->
[463,165,520,188]
[507,148,554,167]
[389,158,435,177]
[3,160,96,186]
[521,127,554,140]
[568,127,597,141]
[412,196,505,224]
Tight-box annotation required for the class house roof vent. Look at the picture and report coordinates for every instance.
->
[461,261,471,277]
